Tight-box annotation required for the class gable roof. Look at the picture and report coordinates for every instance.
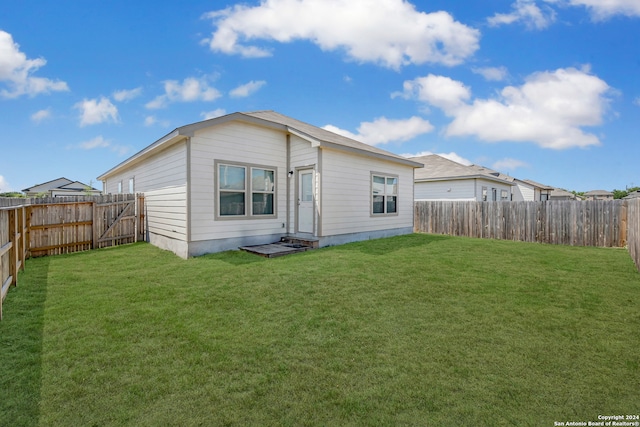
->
[584,189,613,196]
[550,188,579,199]
[98,111,422,180]
[23,177,73,192]
[409,154,515,186]
[22,177,99,195]
[519,179,555,191]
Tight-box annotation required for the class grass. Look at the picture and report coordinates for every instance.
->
[1,234,639,426]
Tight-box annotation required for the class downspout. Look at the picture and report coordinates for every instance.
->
[186,137,192,245]
[286,134,291,235]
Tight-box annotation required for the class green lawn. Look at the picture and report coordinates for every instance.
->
[1,234,639,426]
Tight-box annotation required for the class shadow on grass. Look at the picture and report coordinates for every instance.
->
[198,249,267,266]
[0,256,50,426]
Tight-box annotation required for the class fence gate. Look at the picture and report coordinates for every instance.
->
[93,195,144,249]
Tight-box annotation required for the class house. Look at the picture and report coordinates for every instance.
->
[623,190,640,200]
[22,177,102,197]
[512,179,554,201]
[549,188,580,201]
[97,111,422,258]
[410,154,515,201]
[584,190,614,201]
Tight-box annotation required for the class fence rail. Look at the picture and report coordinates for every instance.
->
[0,194,144,319]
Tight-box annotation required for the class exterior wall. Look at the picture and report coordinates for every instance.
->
[188,121,289,252]
[415,180,478,201]
[319,147,414,237]
[513,182,534,201]
[102,141,188,253]
[415,178,512,201]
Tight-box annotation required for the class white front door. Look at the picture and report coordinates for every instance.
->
[297,170,314,234]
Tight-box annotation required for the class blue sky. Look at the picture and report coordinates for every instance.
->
[1,0,639,194]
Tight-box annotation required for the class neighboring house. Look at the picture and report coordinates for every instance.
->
[549,188,580,201]
[97,111,422,258]
[22,177,101,197]
[584,190,614,201]
[623,190,640,200]
[512,179,554,201]
[410,155,515,201]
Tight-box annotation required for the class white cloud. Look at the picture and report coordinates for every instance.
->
[202,0,480,69]
[488,0,556,29]
[472,66,509,81]
[230,80,266,98]
[75,136,131,156]
[402,151,473,165]
[113,87,142,102]
[200,108,227,120]
[0,175,10,192]
[144,115,170,127]
[31,108,52,123]
[394,74,471,113]
[79,135,111,150]
[146,76,221,109]
[323,116,434,145]
[0,30,69,98]
[549,0,640,19]
[400,67,611,149]
[492,158,530,170]
[74,97,119,126]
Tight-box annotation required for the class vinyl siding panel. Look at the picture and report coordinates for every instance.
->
[415,178,512,201]
[319,147,414,236]
[189,121,288,241]
[102,142,188,241]
[513,182,534,201]
[415,180,477,201]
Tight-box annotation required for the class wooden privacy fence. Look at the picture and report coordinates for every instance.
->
[628,199,640,272]
[0,205,28,320]
[414,200,630,248]
[0,194,145,319]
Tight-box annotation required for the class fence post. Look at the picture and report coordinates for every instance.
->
[9,208,18,288]
[92,201,98,250]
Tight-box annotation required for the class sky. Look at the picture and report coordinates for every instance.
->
[1,0,639,194]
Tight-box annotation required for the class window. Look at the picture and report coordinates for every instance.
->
[501,189,509,201]
[117,181,122,194]
[128,178,134,194]
[217,161,275,218]
[482,187,487,201]
[372,173,398,215]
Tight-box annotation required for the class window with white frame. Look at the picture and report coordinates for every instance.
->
[501,189,509,201]
[128,178,134,194]
[482,186,487,201]
[372,173,398,215]
[117,181,123,194]
[217,161,275,218]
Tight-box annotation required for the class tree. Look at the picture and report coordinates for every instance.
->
[0,192,24,198]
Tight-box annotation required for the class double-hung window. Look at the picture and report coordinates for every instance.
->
[217,161,275,218]
[372,173,398,215]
